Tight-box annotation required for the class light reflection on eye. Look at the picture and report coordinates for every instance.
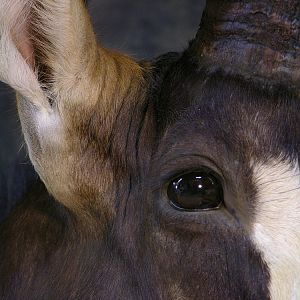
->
[167,171,223,211]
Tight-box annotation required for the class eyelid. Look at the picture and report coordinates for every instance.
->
[157,154,226,187]
[169,198,224,212]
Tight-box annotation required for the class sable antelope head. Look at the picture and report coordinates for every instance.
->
[0,0,300,299]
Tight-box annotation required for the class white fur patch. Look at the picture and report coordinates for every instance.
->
[36,108,64,147]
[252,159,300,300]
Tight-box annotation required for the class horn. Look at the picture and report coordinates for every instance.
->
[190,0,300,93]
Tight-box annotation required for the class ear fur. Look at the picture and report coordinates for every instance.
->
[0,0,98,109]
[0,0,48,110]
[0,0,146,215]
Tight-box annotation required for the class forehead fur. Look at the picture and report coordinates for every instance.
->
[155,53,300,164]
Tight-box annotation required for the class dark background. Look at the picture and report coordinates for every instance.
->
[0,0,205,221]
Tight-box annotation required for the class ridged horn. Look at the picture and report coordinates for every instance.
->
[191,0,300,92]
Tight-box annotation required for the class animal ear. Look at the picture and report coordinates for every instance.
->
[0,0,98,109]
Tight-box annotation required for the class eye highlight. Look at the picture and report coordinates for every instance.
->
[167,170,223,211]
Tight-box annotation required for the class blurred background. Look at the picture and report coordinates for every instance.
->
[0,0,206,221]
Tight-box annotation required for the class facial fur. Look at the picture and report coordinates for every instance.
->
[1,1,300,299]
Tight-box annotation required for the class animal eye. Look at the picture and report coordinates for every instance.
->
[167,170,223,211]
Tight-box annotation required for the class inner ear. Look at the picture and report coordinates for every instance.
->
[12,8,51,86]
[8,2,43,74]
[12,10,35,68]
[0,0,100,111]
[9,0,94,91]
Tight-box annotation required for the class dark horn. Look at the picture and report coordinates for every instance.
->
[191,0,300,93]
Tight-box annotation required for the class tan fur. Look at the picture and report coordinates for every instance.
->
[0,0,147,226]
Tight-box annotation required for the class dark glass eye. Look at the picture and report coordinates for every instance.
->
[167,170,223,211]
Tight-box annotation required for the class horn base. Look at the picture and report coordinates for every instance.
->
[191,0,300,94]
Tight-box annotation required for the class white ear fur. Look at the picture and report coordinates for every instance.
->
[0,0,50,111]
[0,0,96,112]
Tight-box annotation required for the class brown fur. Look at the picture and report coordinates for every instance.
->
[1,0,148,225]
